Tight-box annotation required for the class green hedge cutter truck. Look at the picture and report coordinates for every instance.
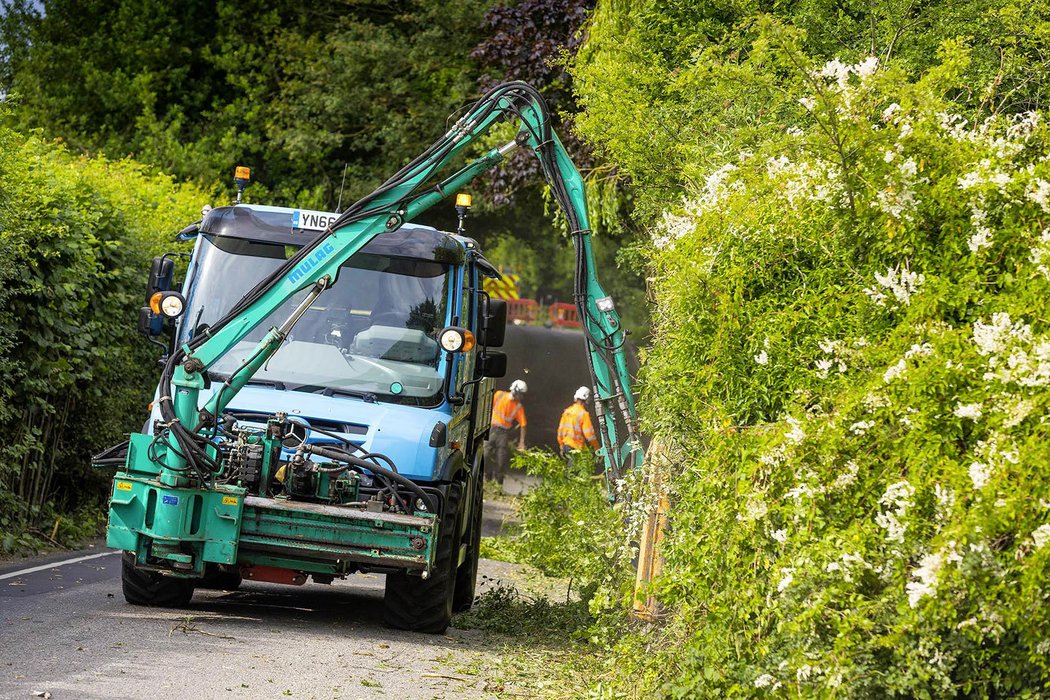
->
[101,81,643,634]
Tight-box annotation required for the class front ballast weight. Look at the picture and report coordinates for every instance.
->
[109,411,442,581]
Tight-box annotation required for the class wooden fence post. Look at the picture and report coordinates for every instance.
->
[632,437,670,621]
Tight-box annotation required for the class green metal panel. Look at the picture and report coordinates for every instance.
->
[107,474,245,574]
[238,496,437,573]
[124,432,161,477]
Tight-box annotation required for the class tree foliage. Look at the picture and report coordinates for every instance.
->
[0,108,204,550]
[0,0,496,207]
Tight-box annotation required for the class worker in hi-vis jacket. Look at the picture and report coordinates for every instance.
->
[557,386,599,459]
[486,379,527,484]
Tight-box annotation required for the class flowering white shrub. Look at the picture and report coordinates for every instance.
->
[633,42,1050,699]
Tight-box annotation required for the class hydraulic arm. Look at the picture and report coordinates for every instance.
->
[154,81,643,487]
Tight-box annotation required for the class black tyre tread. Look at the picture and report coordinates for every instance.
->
[452,476,482,612]
[121,553,195,607]
[384,483,461,634]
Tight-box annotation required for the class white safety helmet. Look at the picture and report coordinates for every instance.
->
[510,379,528,394]
[574,386,591,402]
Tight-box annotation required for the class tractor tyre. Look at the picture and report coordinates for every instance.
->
[383,483,462,634]
[121,553,195,607]
[452,475,482,612]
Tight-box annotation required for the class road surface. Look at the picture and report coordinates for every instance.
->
[0,490,549,700]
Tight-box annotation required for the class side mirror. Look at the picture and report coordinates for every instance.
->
[480,297,507,347]
[478,351,507,378]
[148,256,175,294]
[138,307,161,336]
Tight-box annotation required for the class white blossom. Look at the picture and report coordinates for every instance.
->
[652,165,743,248]
[854,56,879,79]
[968,205,994,252]
[958,159,1013,194]
[1002,398,1035,428]
[771,528,788,543]
[954,403,983,420]
[777,568,795,593]
[759,445,788,468]
[826,551,869,582]
[1032,523,1050,550]
[883,343,934,383]
[876,480,914,543]
[882,103,901,121]
[754,673,780,689]
[876,158,923,220]
[849,420,874,435]
[883,358,907,383]
[815,56,877,89]
[863,263,925,307]
[862,392,890,411]
[831,461,860,490]
[1027,178,1050,211]
[973,312,1027,356]
[907,551,945,607]
[784,416,806,445]
[1030,228,1050,279]
[934,484,955,522]
[738,498,769,522]
[876,512,906,543]
[818,58,852,88]
[973,313,1050,387]
[969,461,991,489]
[754,350,769,366]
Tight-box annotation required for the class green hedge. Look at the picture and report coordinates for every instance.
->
[566,9,1050,699]
[0,111,205,548]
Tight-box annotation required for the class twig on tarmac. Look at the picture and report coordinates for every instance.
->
[169,618,235,640]
[421,673,468,682]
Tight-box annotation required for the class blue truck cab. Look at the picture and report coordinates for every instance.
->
[107,203,509,633]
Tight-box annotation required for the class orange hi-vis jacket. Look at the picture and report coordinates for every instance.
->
[557,402,598,450]
[491,390,526,430]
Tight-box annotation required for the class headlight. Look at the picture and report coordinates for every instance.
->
[438,326,475,353]
[160,293,185,318]
[150,291,186,319]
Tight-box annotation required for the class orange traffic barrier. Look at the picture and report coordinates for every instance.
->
[548,302,580,328]
[506,298,540,323]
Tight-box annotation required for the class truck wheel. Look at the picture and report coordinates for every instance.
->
[121,553,195,607]
[452,475,482,612]
[383,483,461,634]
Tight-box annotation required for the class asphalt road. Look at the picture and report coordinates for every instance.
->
[0,496,534,700]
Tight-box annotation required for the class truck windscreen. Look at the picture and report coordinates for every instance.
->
[183,235,452,406]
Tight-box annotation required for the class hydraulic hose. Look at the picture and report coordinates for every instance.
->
[302,444,436,513]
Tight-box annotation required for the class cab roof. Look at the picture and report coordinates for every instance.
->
[200,204,466,264]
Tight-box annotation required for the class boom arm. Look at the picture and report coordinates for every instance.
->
[155,82,642,487]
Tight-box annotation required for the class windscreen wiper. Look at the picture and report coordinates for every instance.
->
[210,372,287,391]
[290,385,378,403]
